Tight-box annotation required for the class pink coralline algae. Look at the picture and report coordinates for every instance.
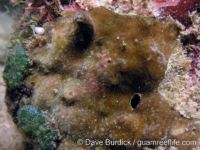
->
[63,2,83,11]
[84,74,105,98]
[95,50,117,82]
[150,0,181,9]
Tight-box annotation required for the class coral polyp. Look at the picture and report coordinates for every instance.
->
[3,3,200,150]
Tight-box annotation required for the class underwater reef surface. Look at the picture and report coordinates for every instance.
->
[159,8,200,119]
[3,1,200,150]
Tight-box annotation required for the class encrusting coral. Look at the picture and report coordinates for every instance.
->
[3,2,200,150]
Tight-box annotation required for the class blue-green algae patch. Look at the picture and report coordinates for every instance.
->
[3,45,31,90]
[18,105,59,150]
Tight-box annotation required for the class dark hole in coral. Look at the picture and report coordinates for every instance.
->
[74,22,94,51]
[130,93,141,109]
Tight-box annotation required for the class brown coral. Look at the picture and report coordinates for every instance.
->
[6,6,200,150]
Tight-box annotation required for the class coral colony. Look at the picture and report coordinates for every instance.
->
[3,0,200,149]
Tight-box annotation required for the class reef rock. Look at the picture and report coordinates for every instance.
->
[4,6,200,150]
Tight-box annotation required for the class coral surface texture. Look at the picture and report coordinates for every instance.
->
[4,6,200,150]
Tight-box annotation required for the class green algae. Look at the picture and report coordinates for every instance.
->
[3,45,30,90]
[18,105,58,150]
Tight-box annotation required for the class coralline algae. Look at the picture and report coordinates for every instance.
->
[4,6,200,150]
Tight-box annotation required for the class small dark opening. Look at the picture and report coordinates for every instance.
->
[130,93,141,109]
[197,7,200,13]
[74,22,94,51]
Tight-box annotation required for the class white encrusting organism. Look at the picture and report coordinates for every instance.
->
[34,27,45,35]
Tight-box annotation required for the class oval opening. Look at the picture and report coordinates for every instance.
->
[130,93,142,109]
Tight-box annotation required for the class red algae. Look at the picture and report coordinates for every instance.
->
[159,0,200,27]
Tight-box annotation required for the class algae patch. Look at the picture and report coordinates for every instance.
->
[3,45,30,90]
[18,105,59,150]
